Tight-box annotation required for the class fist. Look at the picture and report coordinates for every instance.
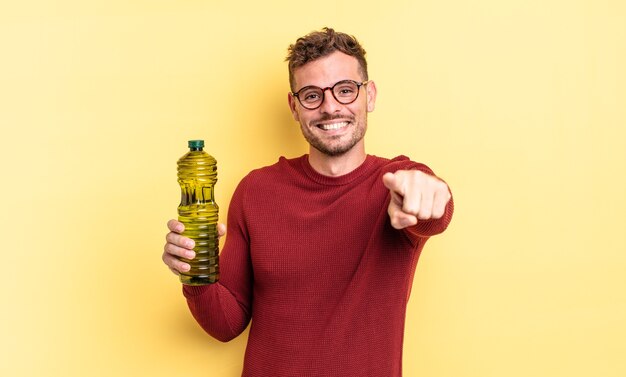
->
[382,170,451,229]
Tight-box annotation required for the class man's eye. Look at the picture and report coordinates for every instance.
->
[336,86,356,96]
[303,92,321,101]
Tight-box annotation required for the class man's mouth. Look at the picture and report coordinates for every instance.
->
[316,121,349,131]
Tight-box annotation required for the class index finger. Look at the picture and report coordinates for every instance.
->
[167,219,184,233]
[382,172,404,196]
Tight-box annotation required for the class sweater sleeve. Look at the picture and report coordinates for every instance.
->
[182,176,253,342]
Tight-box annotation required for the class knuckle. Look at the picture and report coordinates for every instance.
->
[167,219,177,230]
[413,170,426,183]
[403,204,418,215]
[388,212,401,227]
[168,219,184,233]
[162,253,176,268]
[164,238,175,252]
[437,181,449,194]
[166,233,189,249]
[431,210,444,219]
[417,209,432,220]
[164,243,182,258]
[163,243,172,255]
[391,218,402,229]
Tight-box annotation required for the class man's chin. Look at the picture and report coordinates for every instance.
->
[313,141,358,157]
[302,127,365,158]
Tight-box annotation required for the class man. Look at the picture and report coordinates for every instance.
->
[163,27,454,376]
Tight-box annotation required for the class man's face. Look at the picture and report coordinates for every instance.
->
[288,51,377,157]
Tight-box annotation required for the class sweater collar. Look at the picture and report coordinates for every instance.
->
[298,154,377,186]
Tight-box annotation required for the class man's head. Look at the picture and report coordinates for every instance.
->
[286,27,368,92]
[286,28,377,160]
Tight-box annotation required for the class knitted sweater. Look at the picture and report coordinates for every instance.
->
[183,154,454,376]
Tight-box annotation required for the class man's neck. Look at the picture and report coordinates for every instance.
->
[307,146,367,177]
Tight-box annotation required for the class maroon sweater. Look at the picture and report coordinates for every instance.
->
[183,155,454,376]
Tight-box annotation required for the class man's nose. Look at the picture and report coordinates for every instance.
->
[319,88,342,113]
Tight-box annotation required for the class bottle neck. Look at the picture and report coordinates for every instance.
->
[190,147,203,151]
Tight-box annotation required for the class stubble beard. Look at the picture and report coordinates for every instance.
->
[300,115,367,157]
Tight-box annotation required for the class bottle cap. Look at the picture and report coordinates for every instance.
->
[188,140,204,149]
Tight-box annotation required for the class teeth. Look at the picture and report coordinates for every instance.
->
[319,122,348,130]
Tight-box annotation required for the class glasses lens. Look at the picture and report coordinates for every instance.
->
[298,87,323,109]
[333,81,359,104]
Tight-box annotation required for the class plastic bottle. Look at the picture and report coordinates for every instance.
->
[177,140,219,285]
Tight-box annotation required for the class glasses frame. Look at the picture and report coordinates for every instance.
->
[292,79,369,110]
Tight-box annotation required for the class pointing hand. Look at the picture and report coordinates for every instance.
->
[382,170,451,229]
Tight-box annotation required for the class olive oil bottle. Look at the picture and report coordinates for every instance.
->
[177,140,219,285]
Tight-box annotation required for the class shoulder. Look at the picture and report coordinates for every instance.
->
[371,155,436,176]
[242,155,304,181]
[234,155,306,193]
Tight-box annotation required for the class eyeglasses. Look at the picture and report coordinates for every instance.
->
[292,80,369,110]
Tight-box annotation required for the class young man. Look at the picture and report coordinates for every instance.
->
[163,27,454,376]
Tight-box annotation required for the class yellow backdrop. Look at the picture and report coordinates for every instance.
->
[1,1,625,376]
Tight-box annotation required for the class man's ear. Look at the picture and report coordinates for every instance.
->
[288,93,300,122]
[366,80,377,113]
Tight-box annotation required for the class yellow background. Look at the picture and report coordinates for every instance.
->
[1,1,625,376]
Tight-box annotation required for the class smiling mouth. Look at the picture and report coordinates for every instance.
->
[317,121,349,131]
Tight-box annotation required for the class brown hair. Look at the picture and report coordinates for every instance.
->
[286,27,368,91]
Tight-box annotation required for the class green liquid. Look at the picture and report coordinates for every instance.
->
[177,147,219,285]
